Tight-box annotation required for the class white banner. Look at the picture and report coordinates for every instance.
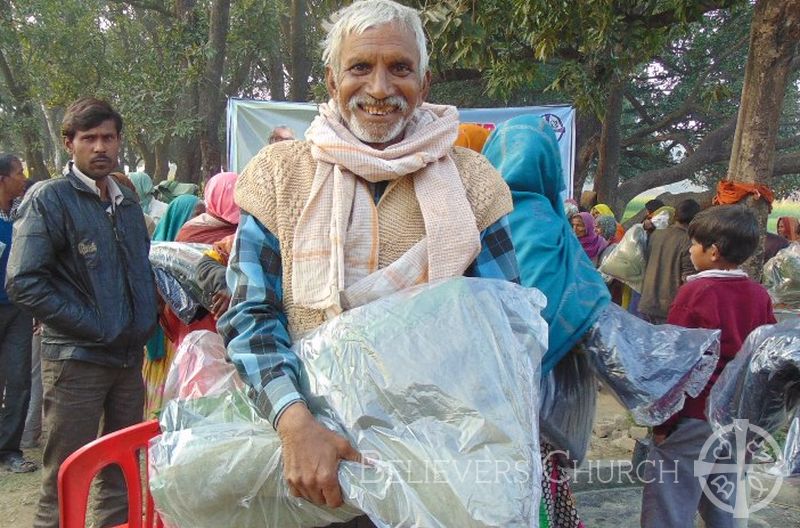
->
[226,99,576,196]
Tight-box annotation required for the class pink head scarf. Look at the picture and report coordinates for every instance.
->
[204,171,239,225]
[576,212,608,259]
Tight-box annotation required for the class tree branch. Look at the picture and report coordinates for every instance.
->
[622,0,740,30]
[773,151,800,175]
[617,116,738,203]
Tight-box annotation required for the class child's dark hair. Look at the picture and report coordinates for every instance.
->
[0,154,21,177]
[61,97,123,140]
[675,199,701,225]
[688,205,759,265]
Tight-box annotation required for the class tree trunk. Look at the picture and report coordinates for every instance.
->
[154,140,171,182]
[726,0,800,278]
[573,110,601,200]
[288,0,310,101]
[135,134,156,176]
[41,102,64,172]
[0,35,49,180]
[199,0,230,179]
[593,82,624,217]
[174,136,202,184]
[268,54,286,101]
[124,141,139,173]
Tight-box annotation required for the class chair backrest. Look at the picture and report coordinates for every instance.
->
[58,419,164,528]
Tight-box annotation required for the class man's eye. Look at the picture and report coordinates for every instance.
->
[350,63,370,73]
[393,64,412,75]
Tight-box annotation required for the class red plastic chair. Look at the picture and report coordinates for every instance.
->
[58,419,165,528]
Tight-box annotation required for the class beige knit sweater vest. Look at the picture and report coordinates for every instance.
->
[235,140,513,337]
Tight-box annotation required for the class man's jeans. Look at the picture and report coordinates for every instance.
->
[34,357,144,528]
[0,303,33,459]
[22,333,43,447]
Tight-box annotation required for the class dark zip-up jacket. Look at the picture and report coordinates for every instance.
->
[5,170,157,367]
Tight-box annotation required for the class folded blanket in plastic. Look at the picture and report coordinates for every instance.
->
[149,278,548,528]
[707,319,800,466]
[149,242,212,324]
[598,224,648,293]
[584,303,721,426]
[763,242,800,308]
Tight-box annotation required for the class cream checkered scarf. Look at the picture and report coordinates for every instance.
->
[293,101,480,315]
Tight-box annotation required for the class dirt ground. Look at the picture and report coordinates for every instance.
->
[0,391,632,528]
[0,445,42,528]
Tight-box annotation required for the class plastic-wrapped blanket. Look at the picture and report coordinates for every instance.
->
[598,224,648,292]
[152,268,200,324]
[782,413,800,476]
[149,242,211,312]
[539,348,596,466]
[707,319,800,436]
[763,242,800,308]
[584,303,720,426]
[150,278,547,528]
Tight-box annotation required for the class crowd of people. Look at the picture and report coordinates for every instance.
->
[0,1,797,527]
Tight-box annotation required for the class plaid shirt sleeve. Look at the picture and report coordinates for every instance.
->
[217,212,304,428]
[465,215,521,283]
[219,212,520,429]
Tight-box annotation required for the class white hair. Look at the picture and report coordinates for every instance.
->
[322,0,429,81]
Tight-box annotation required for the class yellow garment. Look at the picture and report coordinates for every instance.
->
[621,284,632,310]
[591,204,615,217]
[142,339,177,419]
[235,141,513,337]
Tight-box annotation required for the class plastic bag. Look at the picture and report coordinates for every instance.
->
[598,224,648,292]
[539,347,596,466]
[584,303,720,426]
[707,318,800,436]
[780,413,800,476]
[150,278,547,528]
[149,242,212,306]
[763,242,800,308]
[152,268,200,324]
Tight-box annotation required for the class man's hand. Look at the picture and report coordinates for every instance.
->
[277,402,362,507]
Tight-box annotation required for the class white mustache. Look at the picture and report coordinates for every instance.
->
[348,95,408,112]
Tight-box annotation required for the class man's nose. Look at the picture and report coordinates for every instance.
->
[93,140,106,152]
[366,67,392,100]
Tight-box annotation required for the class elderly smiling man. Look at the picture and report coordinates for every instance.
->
[219,1,518,525]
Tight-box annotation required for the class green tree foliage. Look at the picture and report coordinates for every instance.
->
[419,0,800,213]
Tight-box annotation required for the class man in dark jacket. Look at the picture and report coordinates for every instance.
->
[639,199,702,324]
[5,98,157,528]
[0,154,37,474]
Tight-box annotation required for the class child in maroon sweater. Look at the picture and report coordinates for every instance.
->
[641,205,776,528]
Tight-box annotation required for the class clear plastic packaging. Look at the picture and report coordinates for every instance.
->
[149,242,212,306]
[782,413,800,476]
[150,278,547,528]
[539,347,596,466]
[584,303,721,426]
[598,224,648,292]
[152,268,200,324]
[762,242,800,308]
[707,318,800,437]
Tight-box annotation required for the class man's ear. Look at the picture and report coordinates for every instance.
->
[325,66,338,101]
[63,136,73,155]
[418,70,432,106]
[710,243,721,261]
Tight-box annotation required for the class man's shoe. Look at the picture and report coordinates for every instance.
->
[1,453,39,473]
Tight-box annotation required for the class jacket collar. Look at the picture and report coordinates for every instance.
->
[64,165,133,207]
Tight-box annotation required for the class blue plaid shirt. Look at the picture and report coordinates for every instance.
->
[218,211,520,428]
